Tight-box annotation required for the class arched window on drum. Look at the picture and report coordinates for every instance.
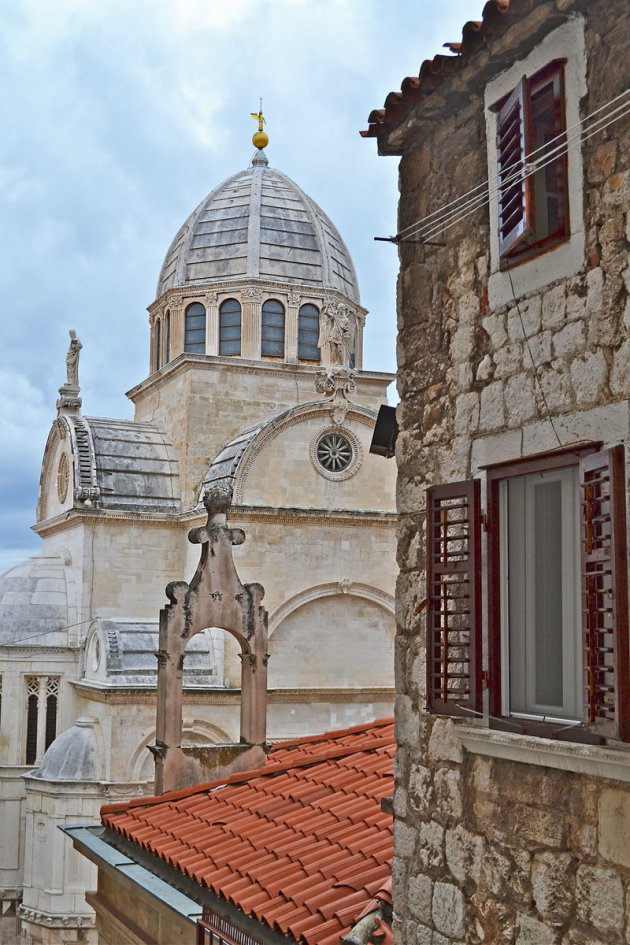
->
[155,318,161,371]
[261,299,285,358]
[298,304,321,361]
[219,299,241,356]
[184,302,206,354]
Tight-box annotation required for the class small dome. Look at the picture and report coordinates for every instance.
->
[156,163,360,303]
[35,718,100,781]
[0,555,68,646]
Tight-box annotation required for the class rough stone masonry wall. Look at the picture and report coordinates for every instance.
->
[393,2,630,943]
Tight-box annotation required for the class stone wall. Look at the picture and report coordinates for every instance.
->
[391,1,630,942]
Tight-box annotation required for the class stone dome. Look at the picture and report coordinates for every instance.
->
[0,555,68,646]
[156,153,360,303]
[35,718,100,781]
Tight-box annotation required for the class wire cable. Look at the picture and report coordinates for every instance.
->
[393,88,630,244]
[413,101,630,245]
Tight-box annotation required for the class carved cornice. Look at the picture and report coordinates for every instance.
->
[149,280,367,318]
[18,905,95,929]
[69,680,394,705]
[126,353,395,400]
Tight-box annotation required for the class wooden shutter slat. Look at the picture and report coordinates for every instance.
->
[580,446,630,741]
[426,479,482,716]
[497,77,533,257]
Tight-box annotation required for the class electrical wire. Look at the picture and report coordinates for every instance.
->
[392,88,630,245]
[397,86,630,240]
[413,99,630,245]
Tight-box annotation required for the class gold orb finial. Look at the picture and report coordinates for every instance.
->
[250,100,269,150]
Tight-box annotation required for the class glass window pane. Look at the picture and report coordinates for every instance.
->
[185,303,206,354]
[298,304,320,361]
[533,480,563,706]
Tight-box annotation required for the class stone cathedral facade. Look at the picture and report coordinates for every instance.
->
[0,146,396,943]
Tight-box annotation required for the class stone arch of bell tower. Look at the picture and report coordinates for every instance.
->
[152,485,269,793]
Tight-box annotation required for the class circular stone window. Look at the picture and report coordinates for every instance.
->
[310,427,362,481]
[56,453,69,503]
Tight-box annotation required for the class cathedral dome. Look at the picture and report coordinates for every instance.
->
[156,153,360,303]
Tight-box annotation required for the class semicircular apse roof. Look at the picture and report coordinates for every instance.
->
[156,155,360,303]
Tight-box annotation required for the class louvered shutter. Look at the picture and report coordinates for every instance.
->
[580,447,630,741]
[497,77,533,257]
[426,480,482,715]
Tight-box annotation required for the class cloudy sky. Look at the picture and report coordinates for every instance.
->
[1,0,479,571]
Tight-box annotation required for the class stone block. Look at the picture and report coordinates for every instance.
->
[610,339,630,396]
[599,788,630,869]
[528,330,553,365]
[394,820,417,859]
[538,362,572,412]
[494,343,523,379]
[394,786,408,819]
[553,320,586,358]
[451,322,474,362]
[508,296,541,339]
[482,312,507,348]
[479,380,506,432]
[480,845,512,897]
[396,694,419,748]
[531,852,574,923]
[432,882,466,939]
[408,872,433,923]
[418,821,445,870]
[445,824,484,885]
[410,764,434,815]
[504,373,536,425]
[585,266,604,313]
[575,865,624,935]
[515,914,558,945]
[427,718,463,763]
[434,767,463,821]
[415,923,433,945]
[570,349,608,406]
[513,804,564,847]
[542,284,566,329]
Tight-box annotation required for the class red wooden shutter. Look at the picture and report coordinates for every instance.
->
[497,77,533,257]
[580,447,630,741]
[426,480,482,716]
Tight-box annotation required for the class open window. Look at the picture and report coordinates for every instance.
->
[426,446,630,742]
[494,60,569,264]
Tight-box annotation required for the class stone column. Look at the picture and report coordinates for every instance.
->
[241,288,262,360]
[355,312,366,370]
[168,298,183,359]
[35,678,48,765]
[205,291,219,356]
[286,291,300,363]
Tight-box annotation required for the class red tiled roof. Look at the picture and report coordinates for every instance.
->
[102,718,394,945]
[361,0,532,141]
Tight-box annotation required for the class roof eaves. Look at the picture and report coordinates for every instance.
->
[361,0,536,151]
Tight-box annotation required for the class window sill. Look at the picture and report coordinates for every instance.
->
[456,724,630,783]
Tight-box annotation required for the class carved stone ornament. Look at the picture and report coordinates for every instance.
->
[287,290,302,306]
[315,365,357,424]
[243,287,263,301]
[205,290,219,306]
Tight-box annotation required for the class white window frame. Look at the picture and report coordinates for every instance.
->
[485,15,587,308]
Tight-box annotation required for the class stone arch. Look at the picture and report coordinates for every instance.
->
[154,487,268,793]
[233,401,376,503]
[268,581,394,636]
[267,582,395,690]
[129,719,232,782]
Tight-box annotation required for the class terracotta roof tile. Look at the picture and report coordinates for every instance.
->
[102,718,394,945]
[361,0,535,142]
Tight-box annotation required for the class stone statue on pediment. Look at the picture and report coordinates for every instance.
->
[65,330,82,387]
